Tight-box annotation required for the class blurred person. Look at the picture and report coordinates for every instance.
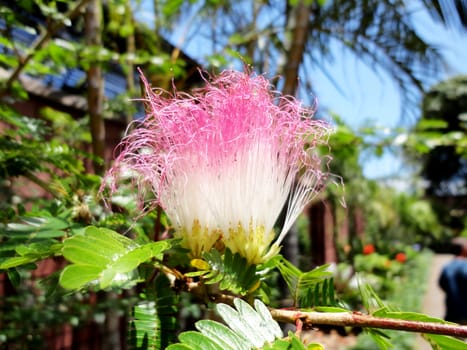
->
[439,238,467,324]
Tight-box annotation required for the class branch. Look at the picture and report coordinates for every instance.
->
[185,280,237,306]
[270,309,467,338]
[163,267,467,338]
[23,171,61,199]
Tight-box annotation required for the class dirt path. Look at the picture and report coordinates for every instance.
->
[414,254,453,350]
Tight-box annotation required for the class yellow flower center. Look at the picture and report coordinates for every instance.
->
[176,219,280,265]
[175,219,223,258]
[224,221,276,264]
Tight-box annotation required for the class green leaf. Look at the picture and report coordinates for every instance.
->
[417,119,448,130]
[169,299,319,350]
[59,226,172,290]
[214,299,286,349]
[360,283,391,313]
[6,268,21,289]
[130,301,159,350]
[4,216,70,239]
[15,241,59,256]
[253,299,284,339]
[275,257,333,307]
[229,33,247,45]
[288,331,308,350]
[59,265,102,289]
[153,273,179,347]
[370,310,467,349]
[261,339,291,350]
[215,303,259,348]
[100,244,158,288]
[195,320,249,350]
[367,330,393,350]
[422,334,467,350]
[307,344,325,350]
[264,331,324,350]
[178,332,223,350]
[356,284,395,349]
[0,239,62,270]
[373,310,447,323]
[313,306,350,313]
[0,256,37,270]
[234,298,278,344]
[128,274,179,350]
[166,345,193,350]
[193,248,260,295]
[162,0,184,17]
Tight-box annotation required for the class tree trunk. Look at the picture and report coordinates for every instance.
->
[281,0,311,97]
[279,0,312,278]
[124,0,136,124]
[85,0,106,175]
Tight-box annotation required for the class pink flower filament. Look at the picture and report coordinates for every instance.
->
[105,70,331,264]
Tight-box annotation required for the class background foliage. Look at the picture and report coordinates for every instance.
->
[0,0,466,349]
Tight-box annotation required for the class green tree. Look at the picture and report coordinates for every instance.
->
[419,75,467,197]
[0,0,189,174]
[409,75,467,233]
[0,3,191,346]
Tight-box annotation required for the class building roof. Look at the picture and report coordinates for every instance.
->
[0,4,204,120]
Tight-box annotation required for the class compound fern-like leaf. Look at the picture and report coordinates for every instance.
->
[167,299,284,350]
[168,299,323,350]
[129,300,160,350]
[187,248,260,295]
[275,257,334,307]
[128,274,179,350]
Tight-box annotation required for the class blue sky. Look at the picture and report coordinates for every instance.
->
[312,4,467,127]
[309,7,467,180]
[135,1,467,182]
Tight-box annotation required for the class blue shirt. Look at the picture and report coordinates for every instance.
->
[439,258,467,324]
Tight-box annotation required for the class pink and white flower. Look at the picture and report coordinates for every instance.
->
[106,70,331,264]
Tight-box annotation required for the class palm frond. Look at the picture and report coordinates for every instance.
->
[422,0,467,30]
